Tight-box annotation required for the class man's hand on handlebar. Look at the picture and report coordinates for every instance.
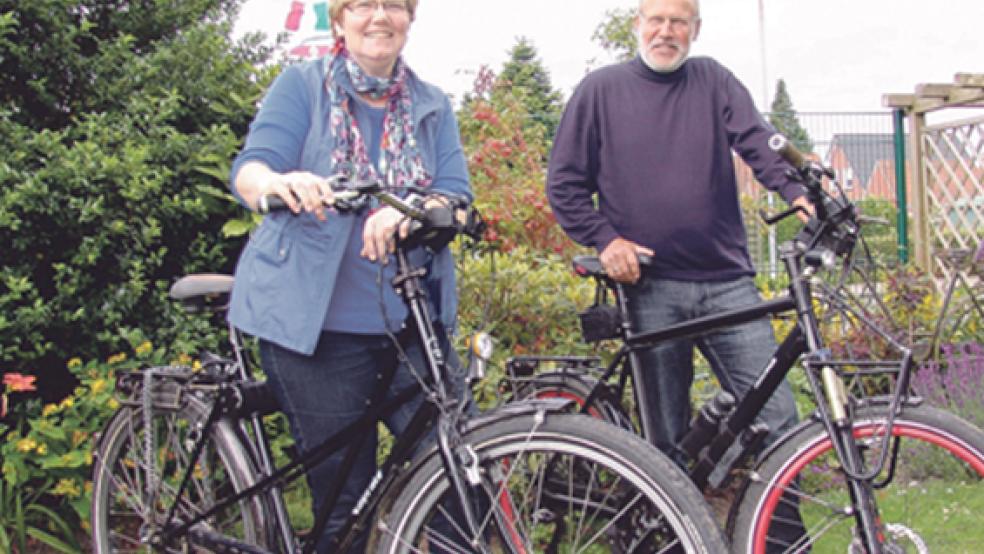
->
[792,196,814,224]
[600,237,655,284]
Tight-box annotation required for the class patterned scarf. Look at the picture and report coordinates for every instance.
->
[324,42,431,189]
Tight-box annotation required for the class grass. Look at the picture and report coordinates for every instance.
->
[799,478,984,553]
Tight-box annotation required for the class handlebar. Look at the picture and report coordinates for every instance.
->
[257,175,485,251]
[765,134,861,265]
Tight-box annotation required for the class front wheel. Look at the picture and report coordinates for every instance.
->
[730,403,984,553]
[375,412,726,553]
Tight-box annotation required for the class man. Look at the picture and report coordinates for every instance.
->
[547,0,809,466]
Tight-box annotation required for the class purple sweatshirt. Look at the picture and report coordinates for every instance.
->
[547,56,805,281]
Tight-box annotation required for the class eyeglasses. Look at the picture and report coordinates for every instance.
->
[642,15,695,32]
[345,0,409,17]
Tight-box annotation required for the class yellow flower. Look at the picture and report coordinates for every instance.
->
[108,398,120,410]
[72,430,88,448]
[67,357,83,369]
[16,438,37,453]
[52,478,82,498]
[176,353,193,366]
[90,378,107,394]
[107,352,127,365]
[135,341,153,356]
[35,443,48,455]
[42,403,59,417]
[59,397,74,409]
[192,359,202,370]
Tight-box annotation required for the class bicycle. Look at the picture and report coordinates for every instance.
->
[89,178,727,553]
[923,242,984,360]
[502,135,984,553]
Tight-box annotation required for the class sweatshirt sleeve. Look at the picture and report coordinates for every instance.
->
[546,81,620,252]
[428,95,472,202]
[720,68,807,204]
[229,66,313,205]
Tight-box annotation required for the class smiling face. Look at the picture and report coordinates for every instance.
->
[334,1,413,77]
[635,0,701,73]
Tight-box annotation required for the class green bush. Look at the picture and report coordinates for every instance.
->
[455,247,596,403]
[0,1,274,384]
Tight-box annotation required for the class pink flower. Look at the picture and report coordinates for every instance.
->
[3,373,37,393]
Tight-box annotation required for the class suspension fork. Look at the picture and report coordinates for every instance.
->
[784,247,888,553]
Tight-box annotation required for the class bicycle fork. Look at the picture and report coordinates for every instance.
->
[818,361,894,554]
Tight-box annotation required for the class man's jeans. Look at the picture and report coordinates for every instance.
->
[260,328,456,553]
[625,276,799,466]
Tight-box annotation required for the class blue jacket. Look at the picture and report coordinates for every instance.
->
[228,58,471,355]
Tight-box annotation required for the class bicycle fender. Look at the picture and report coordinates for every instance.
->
[754,395,926,464]
[386,397,578,495]
[461,397,577,435]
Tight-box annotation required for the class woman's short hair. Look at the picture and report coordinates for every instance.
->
[329,0,419,32]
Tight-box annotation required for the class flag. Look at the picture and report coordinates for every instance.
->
[285,0,304,31]
[314,2,330,31]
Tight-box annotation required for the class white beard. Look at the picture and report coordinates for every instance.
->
[637,30,688,73]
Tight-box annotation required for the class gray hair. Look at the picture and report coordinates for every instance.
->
[638,0,701,18]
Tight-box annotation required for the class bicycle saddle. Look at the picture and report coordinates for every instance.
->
[169,274,234,312]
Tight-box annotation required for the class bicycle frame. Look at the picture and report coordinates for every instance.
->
[512,160,921,553]
[153,211,491,554]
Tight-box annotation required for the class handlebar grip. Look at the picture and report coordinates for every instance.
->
[256,190,361,215]
[256,193,287,215]
[768,133,808,170]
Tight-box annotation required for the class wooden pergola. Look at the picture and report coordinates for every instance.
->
[883,73,984,270]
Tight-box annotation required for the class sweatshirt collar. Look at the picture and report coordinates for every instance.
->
[629,55,688,83]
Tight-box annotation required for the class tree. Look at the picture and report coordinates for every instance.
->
[456,66,573,257]
[591,7,637,63]
[497,37,564,140]
[769,79,814,153]
[0,1,275,394]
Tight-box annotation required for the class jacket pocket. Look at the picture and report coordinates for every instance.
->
[251,217,292,266]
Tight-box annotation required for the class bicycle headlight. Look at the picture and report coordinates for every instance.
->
[466,332,493,381]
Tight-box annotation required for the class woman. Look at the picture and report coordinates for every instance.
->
[227,0,470,550]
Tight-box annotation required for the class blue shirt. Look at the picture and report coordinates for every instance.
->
[321,105,406,333]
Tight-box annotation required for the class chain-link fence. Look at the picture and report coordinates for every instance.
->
[739,111,903,277]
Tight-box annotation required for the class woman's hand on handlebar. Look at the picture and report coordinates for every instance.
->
[238,162,335,221]
[362,205,408,262]
[600,237,654,284]
[261,171,336,221]
[360,196,450,262]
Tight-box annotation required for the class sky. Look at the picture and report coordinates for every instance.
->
[234,0,983,115]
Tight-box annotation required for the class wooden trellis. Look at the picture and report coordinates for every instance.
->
[883,73,984,282]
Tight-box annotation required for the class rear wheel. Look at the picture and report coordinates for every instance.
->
[375,412,727,553]
[91,393,269,553]
[730,404,984,553]
[512,371,634,431]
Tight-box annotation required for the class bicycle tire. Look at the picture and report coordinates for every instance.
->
[512,370,635,432]
[91,393,272,553]
[730,403,984,554]
[374,412,726,553]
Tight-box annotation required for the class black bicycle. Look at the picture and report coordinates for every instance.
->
[503,136,984,553]
[89,178,727,553]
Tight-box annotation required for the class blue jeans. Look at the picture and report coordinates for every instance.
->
[260,327,457,553]
[625,276,799,466]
